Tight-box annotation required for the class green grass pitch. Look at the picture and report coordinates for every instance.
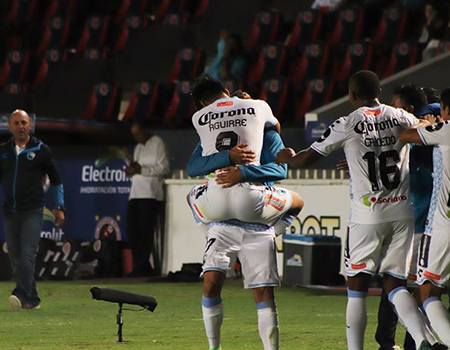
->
[0,279,408,349]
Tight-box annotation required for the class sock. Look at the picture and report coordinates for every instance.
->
[346,290,368,350]
[420,306,438,345]
[424,297,450,346]
[388,287,427,349]
[273,214,295,236]
[202,296,223,349]
[256,300,279,350]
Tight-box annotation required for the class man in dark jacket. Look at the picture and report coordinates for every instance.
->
[1,109,65,311]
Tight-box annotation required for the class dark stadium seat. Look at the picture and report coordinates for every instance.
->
[292,42,330,83]
[295,79,334,126]
[169,47,205,82]
[162,13,191,26]
[36,16,71,53]
[260,78,292,123]
[382,42,420,79]
[115,0,147,23]
[329,8,364,46]
[111,14,149,51]
[33,49,65,86]
[82,82,122,120]
[2,82,28,94]
[43,0,77,22]
[194,0,213,20]
[155,0,188,18]
[245,10,282,50]
[436,40,450,55]
[0,50,30,86]
[124,81,161,121]
[77,15,111,51]
[222,80,244,95]
[332,41,374,82]
[82,47,109,60]
[164,81,194,128]
[286,10,323,48]
[247,43,287,84]
[372,6,408,45]
[5,0,37,23]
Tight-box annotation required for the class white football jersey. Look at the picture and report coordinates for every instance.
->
[417,121,450,233]
[311,104,418,224]
[192,97,278,167]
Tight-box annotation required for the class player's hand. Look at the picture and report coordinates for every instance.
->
[216,166,242,188]
[54,209,65,228]
[421,114,439,125]
[229,143,256,165]
[230,90,251,100]
[276,148,296,165]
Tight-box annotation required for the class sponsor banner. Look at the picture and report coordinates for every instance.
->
[0,146,132,242]
[306,121,330,143]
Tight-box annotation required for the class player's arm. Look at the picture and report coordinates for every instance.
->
[401,121,449,146]
[276,147,323,168]
[399,119,432,144]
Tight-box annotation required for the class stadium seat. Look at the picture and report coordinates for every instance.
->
[222,80,244,95]
[82,47,109,60]
[295,78,334,126]
[43,0,77,22]
[245,10,282,50]
[2,82,28,94]
[332,41,373,82]
[382,42,420,79]
[260,78,292,122]
[36,16,71,53]
[286,10,323,48]
[162,13,191,26]
[5,0,37,23]
[164,81,194,128]
[82,82,122,120]
[77,15,111,51]
[194,0,213,20]
[436,40,450,55]
[33,49,65,86]
[155,0,188,18]
[292,42,330,83]
[111,14,149,51]
[115,0,147,23]
[169,47,205,82]
[247,43,287,84]
[329,8,364,46]
[124,81,160,121]
[0,50,30,86]
[372,6,408,45]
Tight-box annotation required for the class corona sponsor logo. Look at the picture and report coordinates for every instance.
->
[354,118,400,134]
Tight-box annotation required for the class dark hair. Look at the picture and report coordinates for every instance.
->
[393,84,427,111]
[191,76,227,110]
[349,70,381,100]
[422,86,441,104]
[441,87,450,111]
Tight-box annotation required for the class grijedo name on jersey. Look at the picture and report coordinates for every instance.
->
[354,118,400,134]
[198,108,256,131]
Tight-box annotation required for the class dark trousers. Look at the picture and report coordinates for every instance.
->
[126,199,162,276]
[376,288,416,350]
[4,208,43,306]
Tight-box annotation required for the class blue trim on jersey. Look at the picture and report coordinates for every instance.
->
[49,184,65,207]
[247,282,280,288]
[20,143,43,155]
[202,267,228,274]
[425,147,444,234]
[202,296,222,308]
[381,271,408,280]
[423,296,441,311]
[347,290,367,299]
[256,300,276,310]
[388,286,407,303]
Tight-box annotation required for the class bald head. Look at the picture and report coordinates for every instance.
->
[9,109,32,145]
[349,70,381,107]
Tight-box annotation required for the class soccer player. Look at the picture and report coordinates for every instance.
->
[187,76,303,234]
[276,70,435,350]
[400,87,450,347]
[188,112,291,350]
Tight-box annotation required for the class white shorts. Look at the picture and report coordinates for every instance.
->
[344,219,414,279]
[187,183,292,227]
[417,228,450,288]
[202,223,280,289]
[406,232,422,286]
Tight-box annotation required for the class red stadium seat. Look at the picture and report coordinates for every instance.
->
[372,7,408,45]
[295,79,334,126]
[332,41,374,82]
[0,50,30,86]
[33,49,65,86]
[194,0,213,19]
[111,15,149,51]
[286,10,323,48]
[82,82,122,120]
[329,8,364,46]
[124,81,161,121]
[247,43,287,84]
[164,81,195,128]
[43,0,77,22]
[245,11,282,50]
[260,78,292,122]
[6,0,37,23]
[162,13,191,25]
[36,16,71,53]
[169,47,205,82]
[2,83,28,94]
[155,0,188,18]
[77,15,111,51]
[382,42,420,79]
[82,47,109,60]
[292,42,330,83]
[115,0,147,23]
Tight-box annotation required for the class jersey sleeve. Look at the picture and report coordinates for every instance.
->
[259,100,279,127]
[398,109,420,127]
[310,117,347,156]
[417,121,450,148]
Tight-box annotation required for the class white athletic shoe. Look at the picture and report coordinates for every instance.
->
[8,295,22,311]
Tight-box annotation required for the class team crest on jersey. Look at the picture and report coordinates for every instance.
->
[27,152,36,161]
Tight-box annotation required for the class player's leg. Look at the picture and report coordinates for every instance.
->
[239,227,280,350]
[375,286,398,350]
[273,191,304,236]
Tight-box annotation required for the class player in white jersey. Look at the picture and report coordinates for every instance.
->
[276,71,436,350]
[187,76,304,233]
[400,87,450,347]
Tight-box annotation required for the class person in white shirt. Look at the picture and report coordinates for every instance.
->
[125,120,170,277]
[276,71,437,350]
[400,87,450,347]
